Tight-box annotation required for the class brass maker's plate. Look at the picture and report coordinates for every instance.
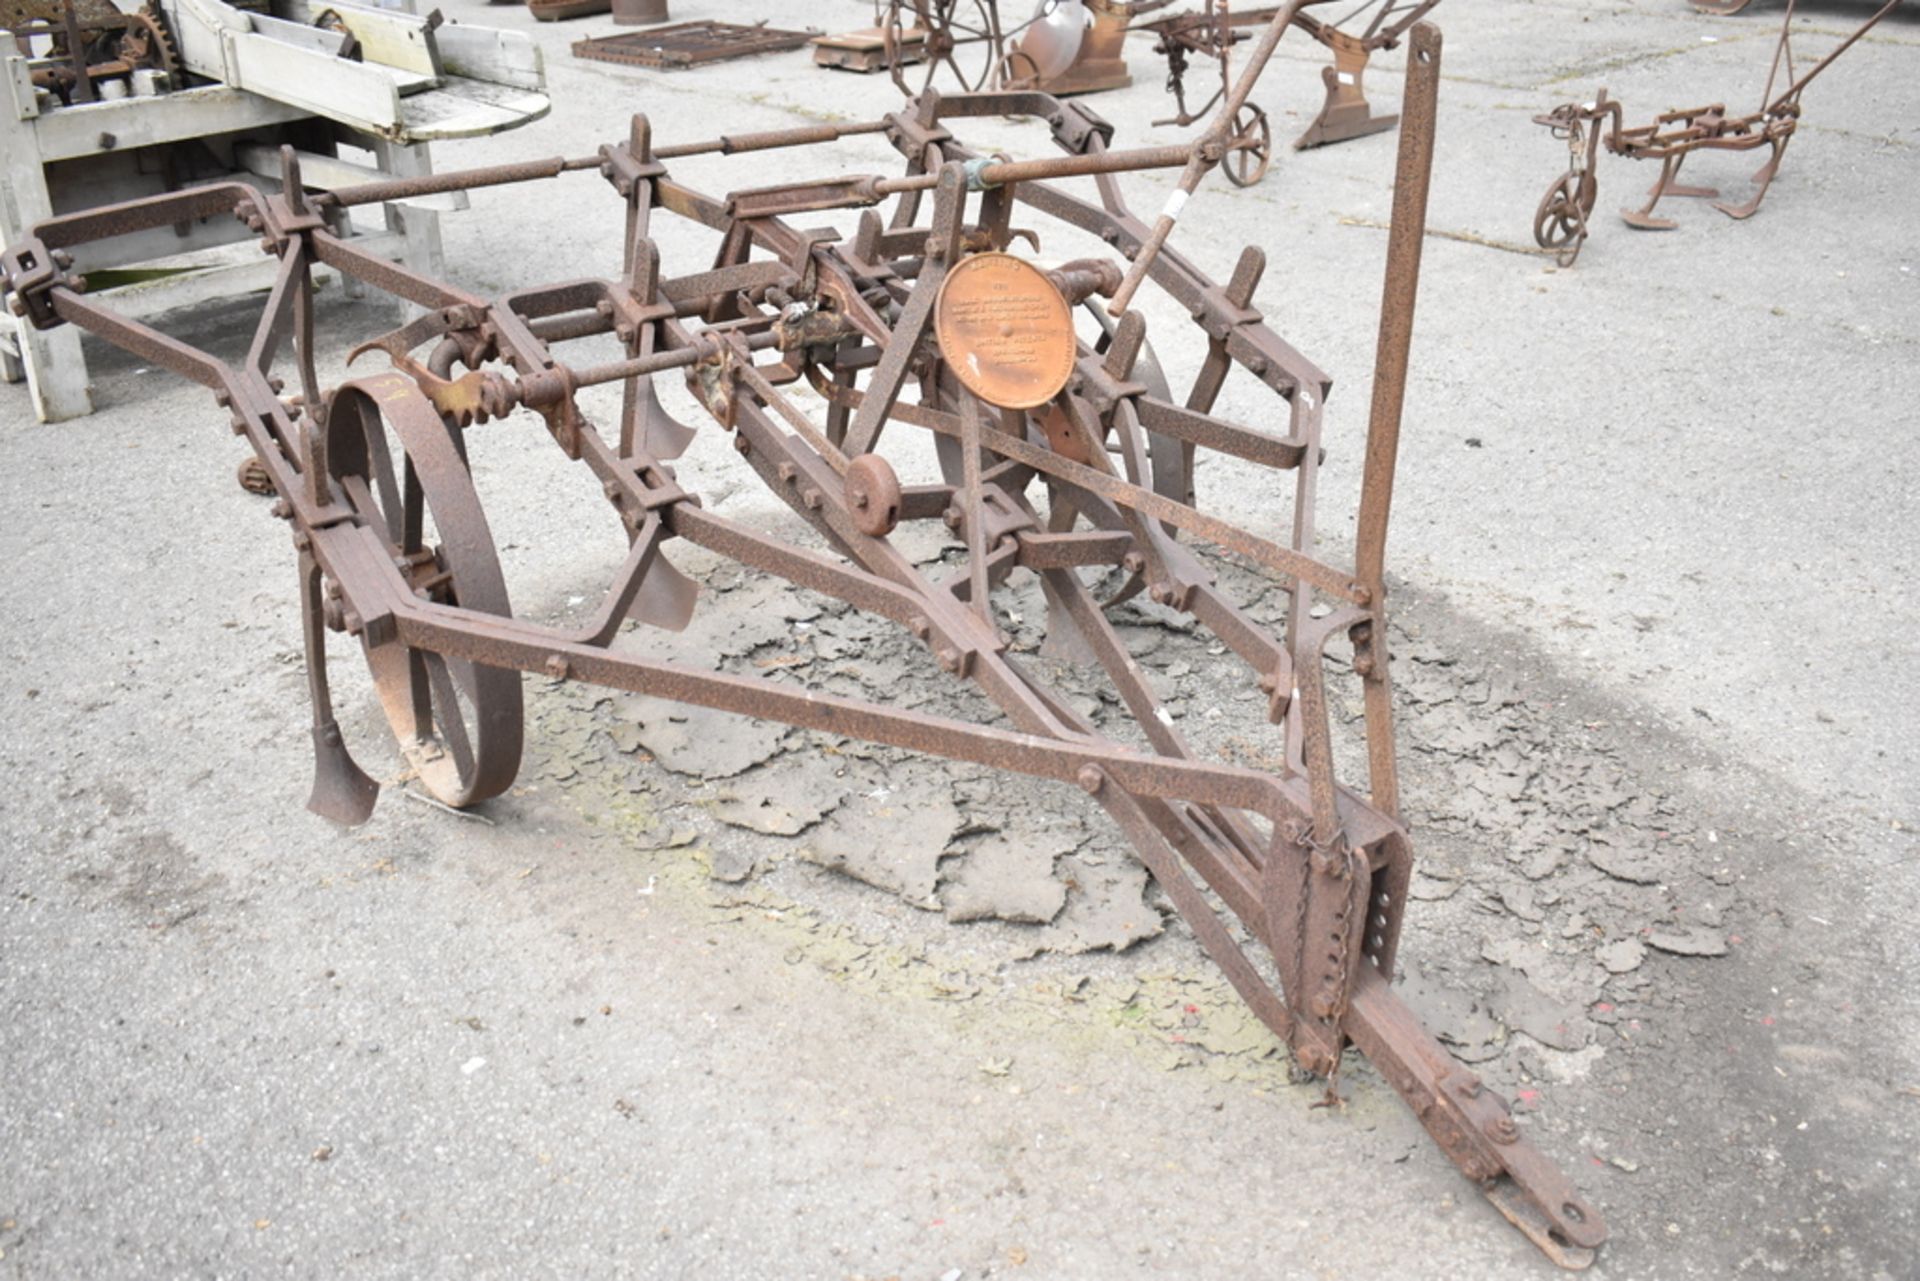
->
[934,252,1076,411]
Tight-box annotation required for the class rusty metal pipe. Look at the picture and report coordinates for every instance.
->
[320,156,603,210]
[871,142,1214,197]
[320,123,899,210]
[565,328,783,391]
[655,120,893,159]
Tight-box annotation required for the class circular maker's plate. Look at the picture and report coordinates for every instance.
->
[934,252,1076,411]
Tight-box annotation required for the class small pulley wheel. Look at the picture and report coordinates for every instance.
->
[844,452,903,537]
[1224,104,1273,189]
[1533,171,1596,265]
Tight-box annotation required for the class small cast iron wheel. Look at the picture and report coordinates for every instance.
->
[1533,171,1595,258]
[844,452,904,537]
[325,376,524,809]
[1223,104,1273,189]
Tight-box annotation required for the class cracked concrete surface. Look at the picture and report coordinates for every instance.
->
[3,1,1917,1278]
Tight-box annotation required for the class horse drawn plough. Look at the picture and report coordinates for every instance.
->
[1139,0,1442,182]
[1532,0,1902,265]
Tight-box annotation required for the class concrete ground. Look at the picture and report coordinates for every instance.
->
[3,0,1916,1277]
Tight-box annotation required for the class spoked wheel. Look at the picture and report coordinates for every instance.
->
[1223,104,1273,189]
[325,375,524,809]
[889,0,1003,97]
[1533,171,1596,265]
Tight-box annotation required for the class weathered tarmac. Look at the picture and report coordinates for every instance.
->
[2,1,1916,1277]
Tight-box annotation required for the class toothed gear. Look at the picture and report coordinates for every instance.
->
[137,0,181,80]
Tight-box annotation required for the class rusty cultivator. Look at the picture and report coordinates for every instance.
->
[2,16,1608,1267]
[1533,0,1903,266]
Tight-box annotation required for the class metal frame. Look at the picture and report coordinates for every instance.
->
[571,21,812,71]
[2,23,1607,1268]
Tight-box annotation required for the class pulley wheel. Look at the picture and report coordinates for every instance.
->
[845,452,904,537]
[1533,171,1596,265]
[1224,104,1273,189]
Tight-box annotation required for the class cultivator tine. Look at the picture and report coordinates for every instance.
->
[630,551,699,632]
[1712,134,1790,221]
[299,555,380,826]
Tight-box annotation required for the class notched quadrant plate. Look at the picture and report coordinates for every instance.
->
[934,252,1077,411]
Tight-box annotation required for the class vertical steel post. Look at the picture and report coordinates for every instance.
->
[1353,23,1439,598]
